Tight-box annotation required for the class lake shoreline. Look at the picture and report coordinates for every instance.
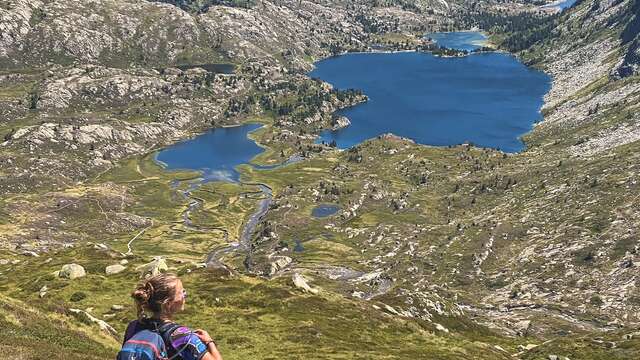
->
[310,42,551,152]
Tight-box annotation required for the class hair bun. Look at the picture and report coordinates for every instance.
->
[132,289,148,303]
[132,283,152,304]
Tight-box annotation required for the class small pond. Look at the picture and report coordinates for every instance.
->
[311,204,340,218]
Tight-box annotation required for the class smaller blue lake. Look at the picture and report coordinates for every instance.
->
[312,204,340,218]
[425,31,488,51]
[155,123,263,182]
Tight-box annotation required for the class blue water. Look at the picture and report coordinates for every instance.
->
[156,123,263,182]
[311,204,340,218]
[156,32,551,177]
[311,50,551,152]
[425,31,488,51]
[540,0,577,10]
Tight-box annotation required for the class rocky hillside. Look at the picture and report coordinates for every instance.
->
[0,0,449,195]
[1,0,640,359]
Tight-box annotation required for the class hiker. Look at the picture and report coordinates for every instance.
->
[118,273,223,360]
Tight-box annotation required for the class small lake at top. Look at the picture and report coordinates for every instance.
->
[540,0,577,10]
[425,31,488,51]
[311,32,551,152]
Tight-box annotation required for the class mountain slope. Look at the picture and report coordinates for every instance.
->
[1,0,640,359]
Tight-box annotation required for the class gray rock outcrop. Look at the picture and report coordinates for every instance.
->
[59,263,86,279]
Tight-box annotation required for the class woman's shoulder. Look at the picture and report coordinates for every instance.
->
[168,324,198,345]
[166,323,208,360]
[168,324,195,338]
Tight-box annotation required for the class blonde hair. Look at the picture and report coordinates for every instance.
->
[131,273,180,320]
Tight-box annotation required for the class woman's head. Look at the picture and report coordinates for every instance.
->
[131,273,186,320]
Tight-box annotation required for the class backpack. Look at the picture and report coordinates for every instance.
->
[117,321,182,360]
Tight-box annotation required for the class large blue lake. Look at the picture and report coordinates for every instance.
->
[156,32,551,178]
[311,49,550,152]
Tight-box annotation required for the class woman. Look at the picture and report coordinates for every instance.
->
[121,273,223,360]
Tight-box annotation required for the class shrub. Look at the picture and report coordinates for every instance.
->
[70,292,87,302]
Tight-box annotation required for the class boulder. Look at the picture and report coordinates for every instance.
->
[105,264,126,275]
[383,304,400,315]
[268,256,292,276]
[435,323,449,333]
[59,264,86,279]
[69,309,117,338]
[517,344,538,351]
[292,273,319,294]
[93,243,109,250]
[111,304,125,312]
[164,67,183,76]
[136,257,168,278]
[515,320,531,336]
[39,285,48,298]
[332,116,351,130]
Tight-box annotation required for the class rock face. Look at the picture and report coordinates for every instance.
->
[268,255,292,276]
[59,263,86,279]
[615,0,640,78]
[137,257,168,278]
[292,273,319,294]
[105,264,126,275]
[514,320,532,336]
[332,116,351,130]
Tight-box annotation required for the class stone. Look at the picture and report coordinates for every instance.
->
[120,259,129,265]
[548,356,559,360]
[164,67,183,76]
[620,258,633,268]
[435,323,449,333]
[69,309,117,337]
[292,273,319,294]
[383,304,400,315]
[39,285,48,298]
[94,243,109,250]
[268,256,292,276]
[521,344,538,351]
[136,257,168,278]
[332,116,351,130]
[59,264,86,279]
[515,320,531,336]
[111,304,125,312]
[493,345,506,352]
[105,264,126,275]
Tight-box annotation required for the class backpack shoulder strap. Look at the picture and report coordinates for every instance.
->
[158,322,182,357]
[122,321,138,346]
